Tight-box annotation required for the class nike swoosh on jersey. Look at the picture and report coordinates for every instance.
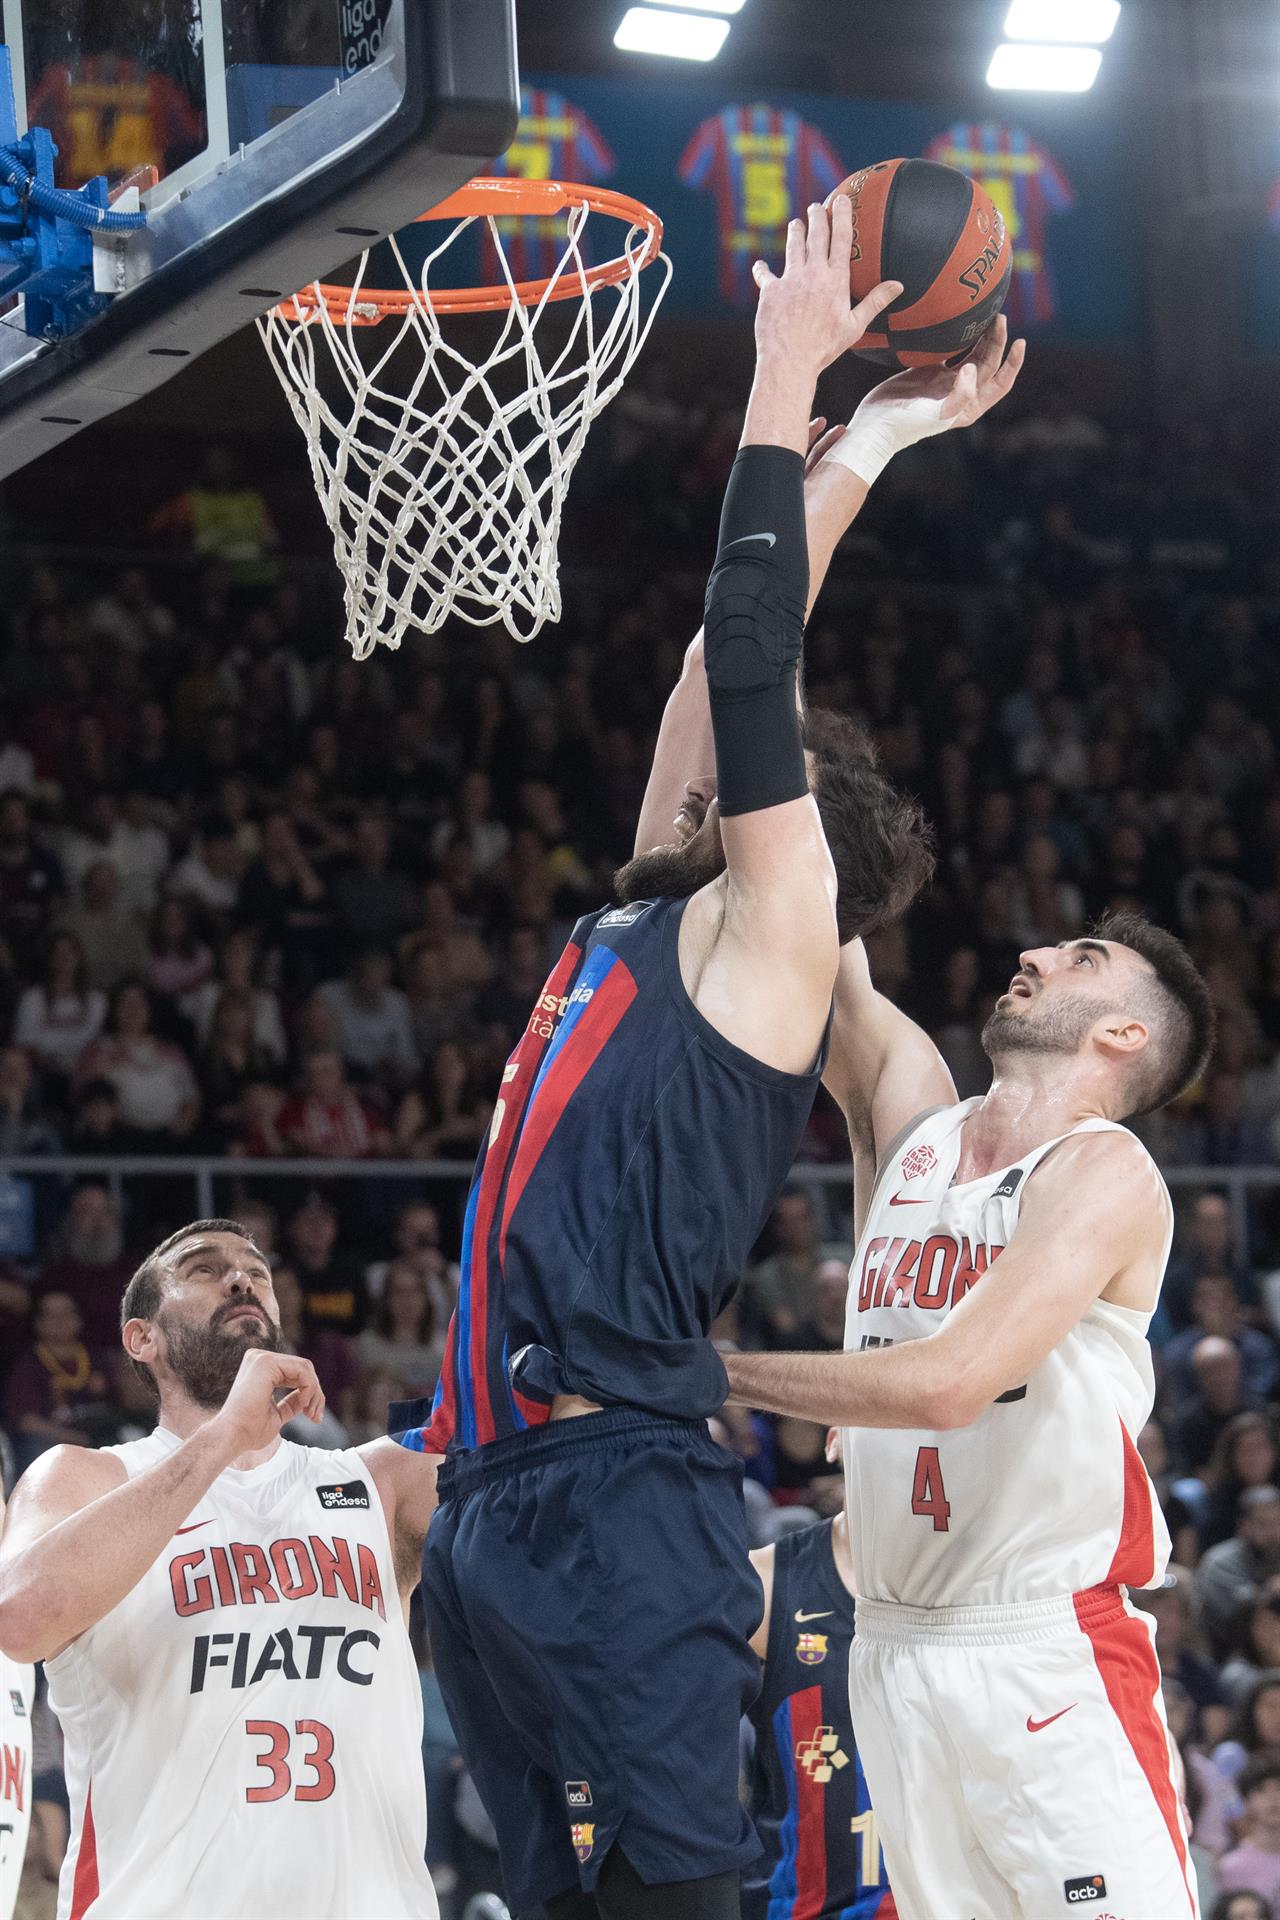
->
[887,1193,933,1206]
[794,1609,834,1623]
[724,531,777,550]
[174,1519,216,1535]
[1026,1704,1077,1733]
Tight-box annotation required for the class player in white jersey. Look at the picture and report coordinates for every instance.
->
[0,1218,440,1920]
[724,917,1216,1919]
[0,1495,33,1920]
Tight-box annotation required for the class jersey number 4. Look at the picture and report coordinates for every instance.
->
[910,1447,951,1533]
[245,1719,336,1803]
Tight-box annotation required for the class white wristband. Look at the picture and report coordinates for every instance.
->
[821,422,901,488]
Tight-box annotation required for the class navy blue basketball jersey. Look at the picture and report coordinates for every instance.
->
[404,895,825,1454]
[744,1521,896,1920]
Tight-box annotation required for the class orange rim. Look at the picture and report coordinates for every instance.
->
[276,177,665,325]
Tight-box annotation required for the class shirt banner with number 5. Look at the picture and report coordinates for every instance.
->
[678,104,845,307]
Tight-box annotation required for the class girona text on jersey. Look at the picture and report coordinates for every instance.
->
[169,1532,386,1694]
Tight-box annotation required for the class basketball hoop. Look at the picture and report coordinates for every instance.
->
[258,177,671,656]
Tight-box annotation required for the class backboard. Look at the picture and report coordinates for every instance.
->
[0,0,519,475]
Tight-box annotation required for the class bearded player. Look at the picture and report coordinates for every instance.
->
[724,901,1214,1919]
[0,1219,440,1920]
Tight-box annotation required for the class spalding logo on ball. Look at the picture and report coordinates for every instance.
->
[828,157,1013,369]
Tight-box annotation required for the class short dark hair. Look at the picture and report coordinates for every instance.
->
[120,1217,262,1395]
[1092,909,1215,1116]
[802,707,934,944]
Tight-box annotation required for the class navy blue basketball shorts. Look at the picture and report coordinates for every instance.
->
[422,1407,765,1912]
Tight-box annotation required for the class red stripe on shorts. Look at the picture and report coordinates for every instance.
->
[69,1780,99,1920]
[1073,1591,1196,1915]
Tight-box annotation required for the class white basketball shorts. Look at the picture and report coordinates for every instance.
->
[849,1584,1200,1920]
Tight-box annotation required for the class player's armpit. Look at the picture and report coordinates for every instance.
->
[930,1131,1171,1425]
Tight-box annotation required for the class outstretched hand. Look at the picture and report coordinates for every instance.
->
[824,315,1026,485]
[752,195,902,376]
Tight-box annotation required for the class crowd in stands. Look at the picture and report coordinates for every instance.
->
[3,358,1280,1913]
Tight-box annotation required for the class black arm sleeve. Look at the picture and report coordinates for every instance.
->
[703,444,809,818]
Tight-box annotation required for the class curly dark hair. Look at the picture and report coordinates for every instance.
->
[802,706,935,944]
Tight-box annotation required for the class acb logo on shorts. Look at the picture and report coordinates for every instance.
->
[565,1781,592,1808]
[1064,1876,1107,1903]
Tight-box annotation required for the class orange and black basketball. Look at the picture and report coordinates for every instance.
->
[829,157,1012,369]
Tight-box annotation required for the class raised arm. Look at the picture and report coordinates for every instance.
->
[723,1130,1170,1431]
[633,315,1025,862]
[679,203,902,1072]
[0,1348,323,1662]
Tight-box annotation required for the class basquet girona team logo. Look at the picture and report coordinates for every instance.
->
[900,1144,937,1182]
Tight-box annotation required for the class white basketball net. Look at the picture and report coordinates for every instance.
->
[258,197,672,656]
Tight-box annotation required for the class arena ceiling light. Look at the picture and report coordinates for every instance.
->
[1003,0,1120,44]
[649,0,745,11]
[614,7,732,57]
[987,42,1104,90]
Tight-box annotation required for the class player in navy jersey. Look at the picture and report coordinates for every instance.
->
[393,204,940,1920]
[744,1439,895,1920]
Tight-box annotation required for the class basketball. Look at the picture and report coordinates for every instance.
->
[829,157,1013,369]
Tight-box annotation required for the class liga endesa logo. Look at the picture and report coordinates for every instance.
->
[316,1481,370,1511]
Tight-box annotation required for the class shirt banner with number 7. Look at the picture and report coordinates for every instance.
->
[484,86,617,280]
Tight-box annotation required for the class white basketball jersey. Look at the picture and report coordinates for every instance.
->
[0,1655,33,1920]
[48,1429,437,1920]
[843,1102,1173,1608]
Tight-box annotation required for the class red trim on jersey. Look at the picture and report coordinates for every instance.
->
[1073,1589,1196,1914]
[498,960,638,1262]
[1105,1418,1156,1589]
[69,1781,99,1920]
[788,1684,829,1916]
[467,941,582,1445]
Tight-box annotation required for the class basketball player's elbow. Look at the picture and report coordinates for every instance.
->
[0,1571,52,1664]
[916,1333,994,1431]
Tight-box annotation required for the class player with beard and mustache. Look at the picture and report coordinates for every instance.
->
[393,203,1026,1920]
[720,915,1217,1919]
[0,1218,441,1920]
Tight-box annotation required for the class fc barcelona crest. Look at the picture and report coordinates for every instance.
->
[796,1632,829,1665]
[572,1823,595,1863]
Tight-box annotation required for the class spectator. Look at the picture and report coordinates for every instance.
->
[1200,1490,1280,1657]
[3,1290,108,1468]
[37,1183,133,1347]
[57,859,147,991]
[182,926,286,1063]
[1202,1415,1280,1552]
[66,1075,134,1151]
[332,811,418,945]
[743,1188,847,1345]
[1219,1758,1280,1911]
[1174,1337,1261,1478]
[0,790,63,964]
[74,978,200,1144]
[365,1200,457,1322]
[276,1049,390,1159]
[393,1041,490,1161]
[284,1194,369,1334]
[355,1259,445,1399]
[792,1257,850,1354]
[199,989,280,1142]
[431,769,510,876]
[238,809,332,988]
[1211,1895,1273,1920]
[165,822,244,914]
[0,1044,60,1154]
[1166,1277,1280,1409]
[1134,1563,1230,1744]
[316,946,418,1090]
[1164,1192,1260,1328]
[1137,1416,1201,1567]
[11,930,106,1085]
[1217,1672,1280,1786]
[1222,1585,1280,1704]
[402,938,477,1061]
[144,897,215,1003]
